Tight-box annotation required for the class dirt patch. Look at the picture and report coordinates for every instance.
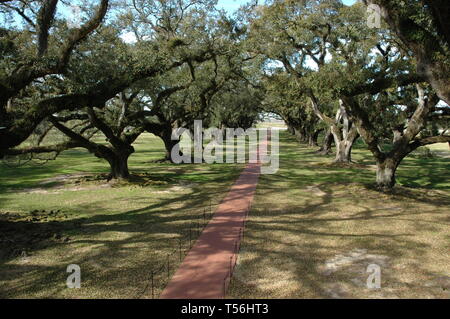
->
[154,186,185,194]
[17,183,112,195]
[0,210,82,260]
[39,173,88,185]
[318,249,390,298]
[363,183,450,205]
[318,249,390,277]
[6,173,109,194]
[7,172,178,194]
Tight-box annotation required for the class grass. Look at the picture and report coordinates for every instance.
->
[0,133,244,298]
[257,122,287,129]
[228,133,450,299]
[1,131,448,299]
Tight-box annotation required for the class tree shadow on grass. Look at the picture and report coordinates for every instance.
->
[227,139,450,299]
[228,187,449,298]
[0,164,243,298]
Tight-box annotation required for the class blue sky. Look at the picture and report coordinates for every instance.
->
[217,0,358,13]
[217,0,247,13]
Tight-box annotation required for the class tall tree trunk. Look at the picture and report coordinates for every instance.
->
[333,137,354,163]
[152,123,183,163]
[144,120,182,163]
[105,151,131,180]
[331,101,359,163]
[287,124,295,135]
[376,158,400,190]
[293,127,307,143]
[309,97,359,162]
[331,125,359,163]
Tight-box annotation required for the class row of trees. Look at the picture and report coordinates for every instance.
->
[0,0,262,179]
[1,0,449,190]
[249,0,449,189]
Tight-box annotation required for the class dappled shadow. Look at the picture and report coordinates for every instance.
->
[229,202,449,299]
[1,131,448,298]
[363,184,450,208]
[227,133,449,299]
[0,210,78,262]
[0,162,244,298]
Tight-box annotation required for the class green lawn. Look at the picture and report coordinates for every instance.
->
[1,131,449,299]
[228,133,450,299]
[257,122,287,129]
[0,133,243,298]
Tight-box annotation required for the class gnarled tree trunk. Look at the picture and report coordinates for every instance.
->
[309,96,359,163]
[106,152,131,180]
[161,132,181,163]
[330,103,359,163]
[293,127,306,143]
[342,85,449,191]
[376,158,400,190]
[332,128,359,163]
[317,129,333,155]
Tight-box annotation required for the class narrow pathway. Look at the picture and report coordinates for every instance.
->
[160,131,269,299]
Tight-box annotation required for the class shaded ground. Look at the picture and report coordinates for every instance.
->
[0,134,243,298]
[1,132,448,299]
[228,133,450,299]
[0,209,73,260]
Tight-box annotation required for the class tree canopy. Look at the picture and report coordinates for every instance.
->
[1,0,449,189]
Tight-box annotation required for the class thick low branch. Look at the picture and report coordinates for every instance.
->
[57,0,109,68]
[86,107,129,150]
[0,0,109,107]
[363,0,450,104]
[0,44,217,154]
[4,141,82,156]
[308,91,334,125]
[408,135,450,151]
[341,73,426,97]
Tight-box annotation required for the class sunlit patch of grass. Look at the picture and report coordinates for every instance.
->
[256,122,287,129]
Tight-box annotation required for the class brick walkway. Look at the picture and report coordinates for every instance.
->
[160,132,269,299]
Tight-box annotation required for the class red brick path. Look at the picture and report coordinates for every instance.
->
[160,131,269,299]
